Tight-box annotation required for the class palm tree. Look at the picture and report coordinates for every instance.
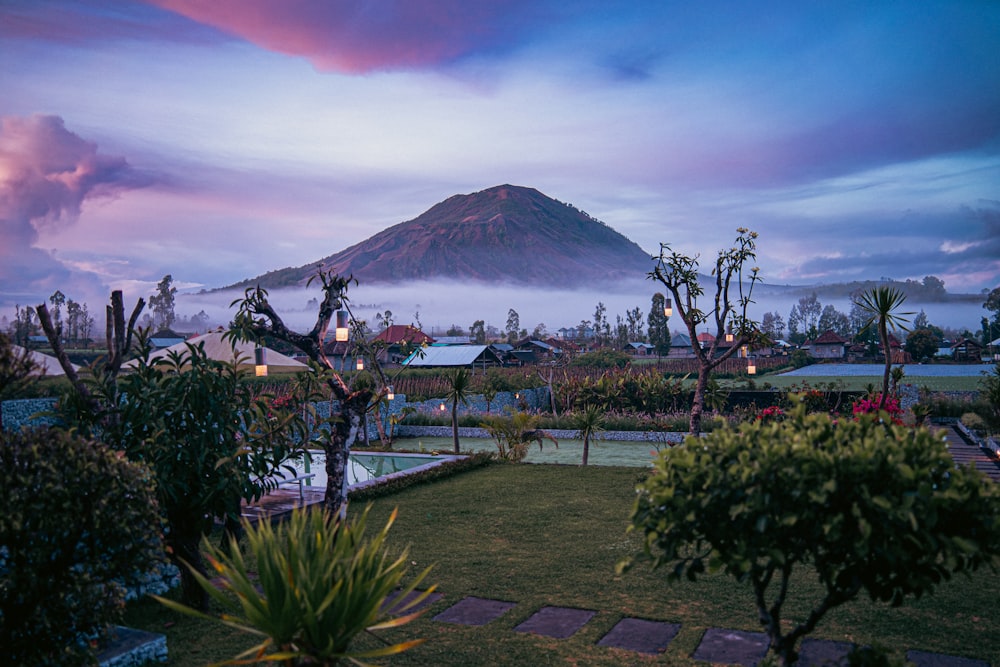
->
[854,286,913,409]
[574,404,606,466]
[445,367,472,453]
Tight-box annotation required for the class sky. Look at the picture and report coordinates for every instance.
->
[1,0,999,333]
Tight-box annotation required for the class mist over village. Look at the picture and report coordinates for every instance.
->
[3,3,1000,667]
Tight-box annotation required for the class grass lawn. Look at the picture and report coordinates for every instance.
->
[124,464,1000,666]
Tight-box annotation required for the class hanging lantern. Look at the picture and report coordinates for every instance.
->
[335,310,349,342]
[741,344,749,358]
[386,385,394,401]
[748,357,757,375]
[663,298,672,317]
[439,402,446,411]
[254,347,268,377]
[725,328,734,344]
[355,357,364,371]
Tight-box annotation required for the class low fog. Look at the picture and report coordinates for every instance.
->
[175,279,989,338]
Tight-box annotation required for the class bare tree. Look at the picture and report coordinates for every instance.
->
[229,272,393,516]
[649,228,762,434]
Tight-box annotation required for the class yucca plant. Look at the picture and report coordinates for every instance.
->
[155,506,433,666]
[480,410,558,462]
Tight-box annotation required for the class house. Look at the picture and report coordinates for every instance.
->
[624,342,656,356]
[371,325,435,363]
[122,332,308,374]
[149,328,187,350]
[808,330,849,359]
[402,344,503,370]
[514,338,562,362]
[667,333,694,358]
[949,337,983,362]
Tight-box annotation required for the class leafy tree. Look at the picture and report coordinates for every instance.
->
[818,304,850,338]
[11,304,37,346]
[470,319,486,344]
[375,309,393,330]
[56,339,310,609]
[854,286,913,410]
[649,228,762,434]
[791,293,822,340]
[593,301,607,346]
[480,410,557,462]
[647,292,671,357]
[0,331,38,406]
[1,428,164,666]
[922,274,947,299]
[48,290,66,333]
[574,404,606,466]
[149,274,177,329]
[531,322,547,338]
[445,367,472,453]
[156,506,432,666]
[626,305,644,341]
[760,311,785,341]
[905,328,940,362]
[622,404,1000,666]
[505,308,520,343]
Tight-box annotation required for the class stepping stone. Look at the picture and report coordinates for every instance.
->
[381,589,444,616]
[596,617,681,654]
[434,596,517,626]
[906,649,991,667]
[798,638,854,667]
[514,606,596,639]
[692,627,769,666]
[97,626,167,666]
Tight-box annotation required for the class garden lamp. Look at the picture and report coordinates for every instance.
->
[356,357,364,371]
[335,310,349,342]
[748,357,756,375]
[386,385,394,400]
[663,298,672,317]
[254,347,267,377]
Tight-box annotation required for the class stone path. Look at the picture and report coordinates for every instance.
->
[385,592,992,666]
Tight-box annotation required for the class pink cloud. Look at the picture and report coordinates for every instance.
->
[146,0,541,72]
[0,114,150,297]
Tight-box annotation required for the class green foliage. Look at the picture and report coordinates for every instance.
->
[978,362,1000,434]
[789,349,813,369]
[960,412,986,435]
[623,404,1000,665]
[480,410,558,462]
[0,428,164,666]
[156,506,432,666]
[0,331,38,403]
[572,404,606,466]
[445,367,472,453]
[905,328,940,362]
[57,339,316,608]
[569,349,632,368]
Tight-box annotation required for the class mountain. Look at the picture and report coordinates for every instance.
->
[226,185,654,289]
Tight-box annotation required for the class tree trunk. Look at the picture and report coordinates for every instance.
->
[689,371,709,434]
[582,434,590,466]
[323,390,369,517]
[170,533,209,611]
[452,399,460,454]
[879,320,891,409]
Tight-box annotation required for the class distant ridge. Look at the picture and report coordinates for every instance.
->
[224,185,654,290]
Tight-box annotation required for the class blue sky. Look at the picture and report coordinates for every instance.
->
[1,0,998,326]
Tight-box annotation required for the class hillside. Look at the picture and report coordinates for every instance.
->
[224,185,654,289]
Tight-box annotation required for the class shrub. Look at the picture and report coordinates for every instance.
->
[156,506,432,666]
[960,412,987,435]
[622,404,1000,666]
[569,349,632,368]
[0,428,164,666]
[480,410,558,462]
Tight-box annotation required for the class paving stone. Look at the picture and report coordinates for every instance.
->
[596,617,681,654]
[381,589,444,616]
[692,627,769,666]
[906,649,991,667]
[514,606,596,639]
[798,638,855,667]
[433,596,517,626]
[97,626,167,666]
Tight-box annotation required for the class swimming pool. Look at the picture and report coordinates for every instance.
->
[287,450,464,491]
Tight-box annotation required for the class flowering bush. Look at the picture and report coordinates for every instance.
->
[757,405,785,423]
[852,393,904,425]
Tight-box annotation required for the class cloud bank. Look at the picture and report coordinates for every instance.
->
[0,114,150,300]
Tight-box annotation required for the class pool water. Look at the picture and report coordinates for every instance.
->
[287,451,461,490]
